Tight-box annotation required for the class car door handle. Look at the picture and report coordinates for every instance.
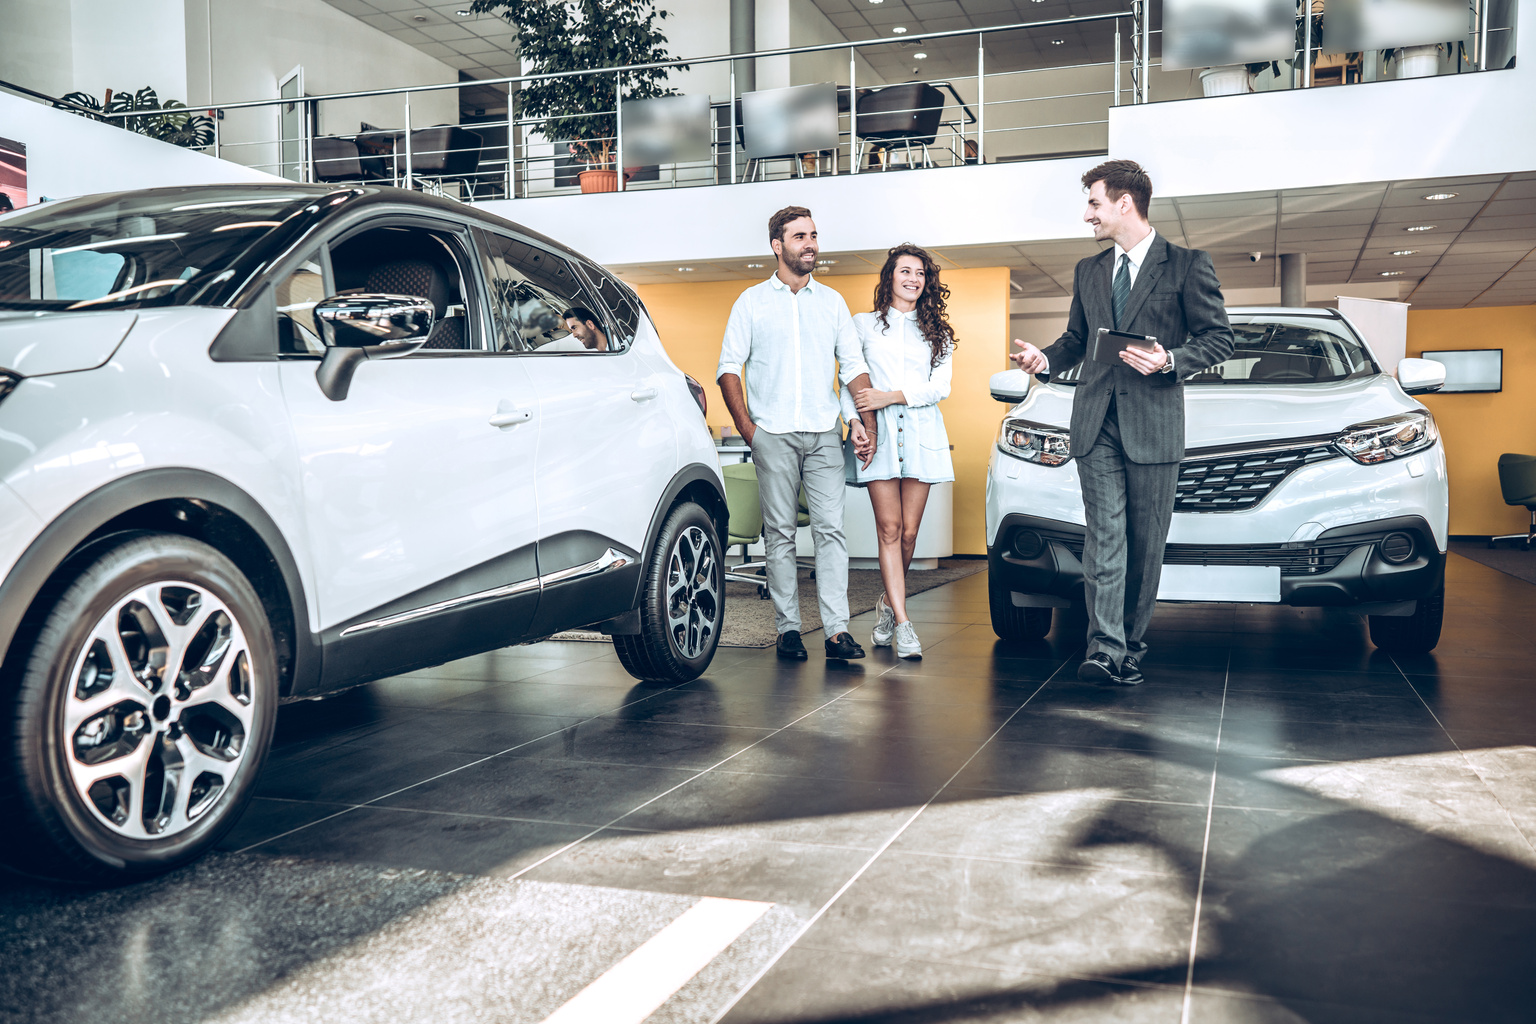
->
[631,387,659,402]
[489,409,533,428]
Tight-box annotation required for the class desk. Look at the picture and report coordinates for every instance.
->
[716,447,954,569]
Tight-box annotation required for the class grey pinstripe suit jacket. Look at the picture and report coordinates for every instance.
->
[1040,235,1235,464]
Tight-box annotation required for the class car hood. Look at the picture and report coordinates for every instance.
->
[0,311,139,376]
[1014,376,1421,449]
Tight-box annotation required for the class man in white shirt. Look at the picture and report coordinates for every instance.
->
[717,206,879,661]
[1011,160,1233,686]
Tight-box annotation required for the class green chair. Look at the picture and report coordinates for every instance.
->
[723,462,770,597]
[1493,453,1536,549]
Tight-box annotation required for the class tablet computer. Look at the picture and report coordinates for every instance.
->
[1091,328,1157,366]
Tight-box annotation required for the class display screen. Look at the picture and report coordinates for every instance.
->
[1420,349,1502,393]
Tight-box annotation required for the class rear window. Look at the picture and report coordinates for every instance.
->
[0,190,317,311]
[1049,316,1379,386]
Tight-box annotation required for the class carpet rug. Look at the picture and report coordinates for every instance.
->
[1449,539,1536,586]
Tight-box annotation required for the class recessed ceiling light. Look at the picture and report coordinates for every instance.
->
[455,9,472,15]
[677,267,694,272]
[1379,271,1404,277]
[892,26,907,34]
[412,14,429,21]
[816,259,839,265]
[1050,38,1065,45]
[1390,249,1419,256]
[1421,192,1458,201]
[914,52,927,59]
[746,263,764,268]
[868,0,884,4]
[1404,224,1436,232]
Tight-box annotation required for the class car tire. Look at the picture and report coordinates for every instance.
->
[6,532,277,882]
[614,501,723,684]
[1367,584,1444,656]
[988,573,1053,641]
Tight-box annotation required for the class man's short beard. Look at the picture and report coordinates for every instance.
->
[781,248,816,273]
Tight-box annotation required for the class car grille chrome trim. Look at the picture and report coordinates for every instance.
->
[338,548,632,637]
[1176,444,1342,512]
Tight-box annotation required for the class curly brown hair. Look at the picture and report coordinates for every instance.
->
[874,243,956,371]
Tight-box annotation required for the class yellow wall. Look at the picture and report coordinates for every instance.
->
[630,267,1012,554]
[1407,304,1536,536]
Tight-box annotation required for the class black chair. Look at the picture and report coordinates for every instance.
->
[312,137,362,183]
[855,82,946,170]
[1493,453,1536,548]
[355,123,401,181]
[405,125,484,197]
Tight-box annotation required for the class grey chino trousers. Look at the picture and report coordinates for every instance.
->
[1075,405,1179,666]
[750,428,850,638]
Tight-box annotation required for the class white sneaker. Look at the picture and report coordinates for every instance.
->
[894,620,922,659]
[872,593,896,647]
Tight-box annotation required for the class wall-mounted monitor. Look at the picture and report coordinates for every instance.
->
[1420,349,1503,393]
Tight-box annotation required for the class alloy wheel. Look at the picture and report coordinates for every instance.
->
[61,581,256,840]
[665,525,720,660]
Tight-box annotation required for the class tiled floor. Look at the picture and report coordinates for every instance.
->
[4,553,1535,1023]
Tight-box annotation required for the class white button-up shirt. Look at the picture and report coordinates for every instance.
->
[716,273,864,435]
[1113,226,1157,290]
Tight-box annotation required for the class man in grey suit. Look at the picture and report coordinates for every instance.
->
[1012,160,1234,686]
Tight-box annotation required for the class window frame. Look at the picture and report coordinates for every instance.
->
[474,226,627,357]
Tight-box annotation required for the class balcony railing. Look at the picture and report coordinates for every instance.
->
[74,0,1515,202]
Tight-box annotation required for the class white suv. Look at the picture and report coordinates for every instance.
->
[0,184,726,880]
[986,308,1448,654]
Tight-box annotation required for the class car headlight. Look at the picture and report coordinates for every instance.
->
[1334,411,1438,464]
[998,418,1071,467]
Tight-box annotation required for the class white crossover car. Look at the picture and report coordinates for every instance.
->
[0,184,726,880]
[986,307,1448,654]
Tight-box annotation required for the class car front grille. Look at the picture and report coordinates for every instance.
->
[1163,541,1361,577]
[1176,443,1341,512]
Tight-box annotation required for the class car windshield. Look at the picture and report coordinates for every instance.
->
[0,189,319,311]
[1049,316,1379,386]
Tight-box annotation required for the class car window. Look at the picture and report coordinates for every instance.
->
[478,230,621,354]
[577,259,642,350]
[275,254,326,355]
[328,223,483,353]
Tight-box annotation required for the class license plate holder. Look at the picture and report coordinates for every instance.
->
[1158,564,1282,603]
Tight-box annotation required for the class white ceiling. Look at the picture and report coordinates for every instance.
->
[608,171,1536,311]
[322,0,523,80]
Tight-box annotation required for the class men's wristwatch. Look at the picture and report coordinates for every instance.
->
[1159,351,1175,374]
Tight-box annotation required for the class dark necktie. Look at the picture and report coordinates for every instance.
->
[1112,252,1131,330]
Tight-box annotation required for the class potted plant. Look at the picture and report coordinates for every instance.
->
[471,0,685,193]
[59,86,215,149]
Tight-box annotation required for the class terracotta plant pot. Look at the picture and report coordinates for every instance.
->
[578,169,618,193]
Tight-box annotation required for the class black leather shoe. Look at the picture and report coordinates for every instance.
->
[1120,655,1145,686]
[777,630,808,661]
[1077,652,1126,686]
[824,632,866,660]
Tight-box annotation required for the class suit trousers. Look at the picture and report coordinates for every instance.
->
[1075,401,1179,665]
[751,428,850,638]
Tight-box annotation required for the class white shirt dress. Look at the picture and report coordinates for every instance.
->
[839,309,955,484]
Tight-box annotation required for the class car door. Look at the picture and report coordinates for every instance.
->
[276,218,543,686]
[476,229,675,635]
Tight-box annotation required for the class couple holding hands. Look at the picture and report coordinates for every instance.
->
[717,205,955,663]
[718,159,1235,684]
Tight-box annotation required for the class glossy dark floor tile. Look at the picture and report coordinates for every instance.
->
[9,554,1536,1023]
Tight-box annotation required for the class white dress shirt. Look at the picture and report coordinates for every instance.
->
[1040,227,1167,375]
[838,309,955,483]
[716,273,864,435]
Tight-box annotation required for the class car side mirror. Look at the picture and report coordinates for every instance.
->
[990,369,1030,404]
[312,293,435,401]
[1397,357,1446,396]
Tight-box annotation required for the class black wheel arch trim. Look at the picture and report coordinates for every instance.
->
[0,469,319,699]
[626,464,728,624]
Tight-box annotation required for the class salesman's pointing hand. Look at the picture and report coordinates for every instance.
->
[1011,339,1048,374]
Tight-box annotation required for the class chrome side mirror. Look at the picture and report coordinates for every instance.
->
[313,293,435,401]
[1397,357,1446,396]
[990,369,1030,404]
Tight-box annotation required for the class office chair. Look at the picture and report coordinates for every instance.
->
[854,82,946,170]
[1492,453,1536,549]
[723,463,770,598]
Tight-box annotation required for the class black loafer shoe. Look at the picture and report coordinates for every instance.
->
[1120,655,1145,686]
[824,632,866,660]
[777,630,808,661]
[1076,652,1124,686]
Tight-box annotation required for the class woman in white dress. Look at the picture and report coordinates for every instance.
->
[840,244,956,659]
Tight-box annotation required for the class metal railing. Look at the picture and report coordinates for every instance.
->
[80,0,1513,201]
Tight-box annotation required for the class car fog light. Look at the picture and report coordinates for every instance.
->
[1013,530,1045,559]
[1380,532,1415,564]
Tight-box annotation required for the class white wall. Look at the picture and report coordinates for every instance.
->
[0,0,77,99]
[655,0,731,100]
[184,0,458,175]
[70,0,188,105]
[0,92,282,203]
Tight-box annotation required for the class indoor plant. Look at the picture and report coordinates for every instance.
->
[59,87,215,149]
[470,0,685,192]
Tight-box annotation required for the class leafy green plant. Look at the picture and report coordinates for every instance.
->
[468,0,685,168]
[59,87,215,149]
